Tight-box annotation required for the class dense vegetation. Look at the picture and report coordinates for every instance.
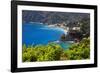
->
[80,17,90,37]
[22,10,90,25]
[22,43,63,62]
[64,37,90,60]
[22,37,90,62]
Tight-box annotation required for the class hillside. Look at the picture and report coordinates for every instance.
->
[22,10,90,25]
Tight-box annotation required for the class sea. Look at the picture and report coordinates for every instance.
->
[22,22,71,49]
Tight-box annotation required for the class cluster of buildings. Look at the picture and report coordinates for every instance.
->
[50,22,81,32]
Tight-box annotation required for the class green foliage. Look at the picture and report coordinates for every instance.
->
[64,37,90,60]
[60,34,66,41]
[80,18,90,37]
[22,38,90,62]
[22,43,63,62]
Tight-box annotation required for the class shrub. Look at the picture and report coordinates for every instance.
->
[22,37,90,62]
[22,43,63,62]
[64,37,90,60]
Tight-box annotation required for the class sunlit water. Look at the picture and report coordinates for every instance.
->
[22,22,72,49]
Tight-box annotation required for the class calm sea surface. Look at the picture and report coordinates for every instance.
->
[22,23,71,49]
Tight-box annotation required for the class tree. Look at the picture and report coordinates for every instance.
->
[60,34,66,41]
[80,17,90,37]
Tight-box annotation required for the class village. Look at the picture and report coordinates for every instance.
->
[48,21,82,42]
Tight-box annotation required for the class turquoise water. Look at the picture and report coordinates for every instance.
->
[59,42,72,49]
[22,23,72,49]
